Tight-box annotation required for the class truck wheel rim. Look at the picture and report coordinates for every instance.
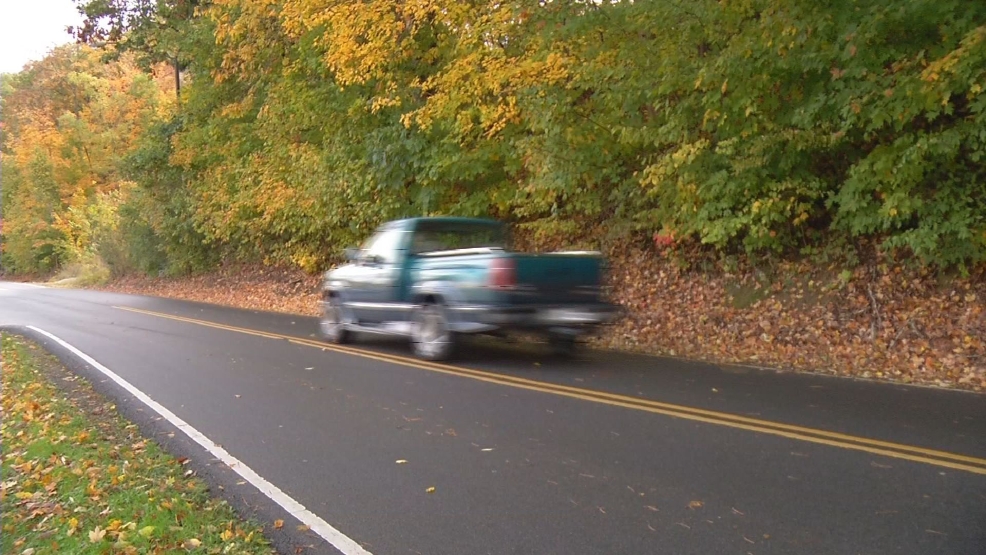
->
[416,308,448,356]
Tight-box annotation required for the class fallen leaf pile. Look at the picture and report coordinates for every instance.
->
[95,263,324,318]
[528,231,986,392]
[0,335,276,554]
[89,233,985,391]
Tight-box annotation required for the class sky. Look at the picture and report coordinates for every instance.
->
[0,0,83,74]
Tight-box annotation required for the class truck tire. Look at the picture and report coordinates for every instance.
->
[319,296,351,345]
[412,303,455,361]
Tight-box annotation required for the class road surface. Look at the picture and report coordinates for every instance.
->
[2,281,984,555]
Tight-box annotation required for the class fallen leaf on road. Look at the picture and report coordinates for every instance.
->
[645,505,659,512]
[274,519,284,529]
[426,487,436,493]
[688,500,704,509]
[297,525,310,532]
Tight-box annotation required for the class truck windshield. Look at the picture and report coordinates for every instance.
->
[411,221,508,254]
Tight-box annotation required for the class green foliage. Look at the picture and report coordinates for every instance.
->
[4,0,986,275]
[0,154,71,274]
[117,117,219,275]
[631,0,986,267]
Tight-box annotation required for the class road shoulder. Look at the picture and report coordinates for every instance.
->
[1,327,348,555]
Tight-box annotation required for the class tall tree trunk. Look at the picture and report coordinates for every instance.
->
[173,57,181,99]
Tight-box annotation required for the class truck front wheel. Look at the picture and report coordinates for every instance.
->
[319,296,351,345]
[412,303,455,361]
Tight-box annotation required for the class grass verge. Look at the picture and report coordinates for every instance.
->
[0,333,277,555]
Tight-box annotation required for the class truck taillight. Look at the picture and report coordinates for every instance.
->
[489,257,516,289]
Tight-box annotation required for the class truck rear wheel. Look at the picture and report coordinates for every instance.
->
[412,303,455,361]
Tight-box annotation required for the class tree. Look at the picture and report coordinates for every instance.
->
[0,45,171,274]
[72,0,201,97]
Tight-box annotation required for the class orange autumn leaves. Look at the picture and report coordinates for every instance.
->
[0,46,173,274]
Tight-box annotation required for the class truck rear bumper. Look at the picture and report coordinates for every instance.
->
[448,303,622,333]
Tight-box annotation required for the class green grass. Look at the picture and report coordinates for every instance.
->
[1,334,276,555]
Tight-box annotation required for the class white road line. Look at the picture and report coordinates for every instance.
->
[27,326,372,555]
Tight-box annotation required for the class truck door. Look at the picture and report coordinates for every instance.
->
[349,226,410,323]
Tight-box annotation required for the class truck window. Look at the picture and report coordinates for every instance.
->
[362,229,406,264]
[411,221,508,254]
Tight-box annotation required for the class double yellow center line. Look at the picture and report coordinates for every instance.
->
[114,305,986,476]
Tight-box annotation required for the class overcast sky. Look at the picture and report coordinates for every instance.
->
[1,0,83,75]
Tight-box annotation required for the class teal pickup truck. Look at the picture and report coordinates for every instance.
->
[318,217,621,360]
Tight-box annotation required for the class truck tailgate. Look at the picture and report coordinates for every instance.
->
[508,253,604,305]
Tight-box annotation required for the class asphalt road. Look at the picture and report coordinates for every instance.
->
[2,281,984,555]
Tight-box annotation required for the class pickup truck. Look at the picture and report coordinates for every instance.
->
[319,217,621,360]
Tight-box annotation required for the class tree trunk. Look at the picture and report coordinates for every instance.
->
[173,57,181,99]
